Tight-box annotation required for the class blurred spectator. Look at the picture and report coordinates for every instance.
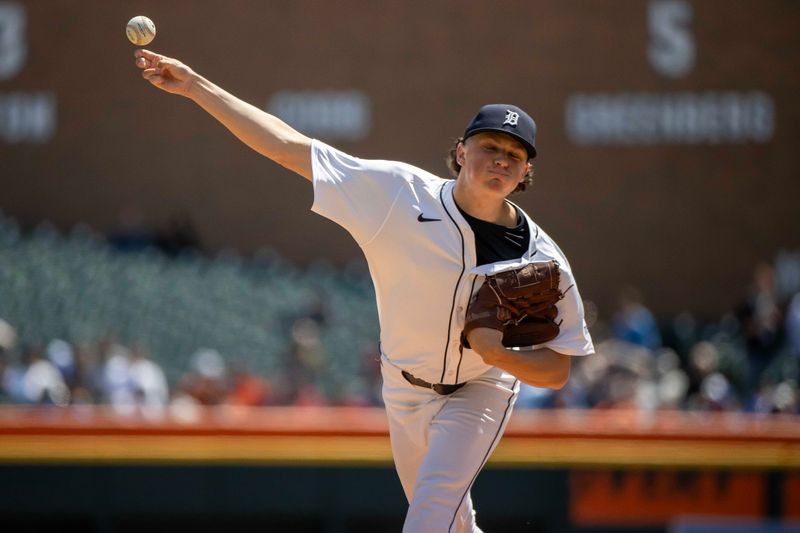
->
[0,353,10,403]
[667,311,699,360]
[601,341,653,409]
[0,348,23,404]
[0,319,20,403]
[227,363,273,406]
[46,339,76,388]
[20,343,70,406]
[0,318,16,353]
[654,348,689,410]
[612,286,662,350]
[685,341,740,411]
[774,250,800,301]
[786,292,800,359]
[736,262,784,402]
[564,339,652,409]
[286,317,328,404]
[100,341,134,407]
[175,348,230,405]
[128,344,169,415]
[91,340,170,416]
[753,381,799,414]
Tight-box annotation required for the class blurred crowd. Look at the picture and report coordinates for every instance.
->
[3,259,799,416]
[1,212,799,414]
[519,258,800,414]
[0,309,382,415]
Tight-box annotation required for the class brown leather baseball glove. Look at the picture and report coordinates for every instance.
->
[462,260,564,349]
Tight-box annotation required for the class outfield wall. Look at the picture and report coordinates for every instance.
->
[1,406,798,532]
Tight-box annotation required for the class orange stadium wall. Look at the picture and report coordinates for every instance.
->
[1,0,799,317]
[1,406,799,532]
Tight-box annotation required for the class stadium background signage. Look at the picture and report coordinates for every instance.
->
[0,2,56,143]
[566,1,774,145]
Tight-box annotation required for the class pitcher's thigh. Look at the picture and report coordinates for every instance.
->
[404,380,518,532]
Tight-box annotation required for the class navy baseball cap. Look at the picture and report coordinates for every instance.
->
[463,104,537,159]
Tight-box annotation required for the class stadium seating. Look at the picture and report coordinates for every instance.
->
[0,211,379,390]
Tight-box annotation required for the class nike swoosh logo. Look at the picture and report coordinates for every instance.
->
[417,213,442,222]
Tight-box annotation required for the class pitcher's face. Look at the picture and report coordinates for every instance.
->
[457,132,530,199]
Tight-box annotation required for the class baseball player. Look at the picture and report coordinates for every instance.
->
[134,49,594,532]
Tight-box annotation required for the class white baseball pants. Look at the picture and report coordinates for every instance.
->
[381,355,520,533]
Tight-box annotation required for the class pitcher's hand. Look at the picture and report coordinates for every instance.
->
[134,49,196,97]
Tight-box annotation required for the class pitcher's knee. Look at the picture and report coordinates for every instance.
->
[403,483,475,533]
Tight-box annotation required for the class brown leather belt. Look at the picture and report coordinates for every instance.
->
[401,370,466,395]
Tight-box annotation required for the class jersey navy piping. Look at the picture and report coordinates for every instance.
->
[449,379,518,532]
[454,275,478,384]
[438,182,466,384]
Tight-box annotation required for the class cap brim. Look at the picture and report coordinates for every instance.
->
[464,127,537,159]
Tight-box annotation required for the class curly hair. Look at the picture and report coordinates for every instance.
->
[444,137,535,194]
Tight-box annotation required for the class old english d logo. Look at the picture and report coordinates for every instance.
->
[503,110,519,126]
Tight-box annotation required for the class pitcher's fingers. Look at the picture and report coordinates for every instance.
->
[142,68,158,80]
[135,50,163,69]
[134,49,159,61]
[134,57,159,70]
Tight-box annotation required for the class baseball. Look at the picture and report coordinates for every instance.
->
[126,16,156,46]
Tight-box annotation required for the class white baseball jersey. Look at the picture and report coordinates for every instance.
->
[310,139,595,384]
[311,139,594,532]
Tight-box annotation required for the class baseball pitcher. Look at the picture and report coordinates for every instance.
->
[133,48,594,532]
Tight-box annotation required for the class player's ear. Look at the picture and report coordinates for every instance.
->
[525,161,532,176]
[456,142,466,166]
